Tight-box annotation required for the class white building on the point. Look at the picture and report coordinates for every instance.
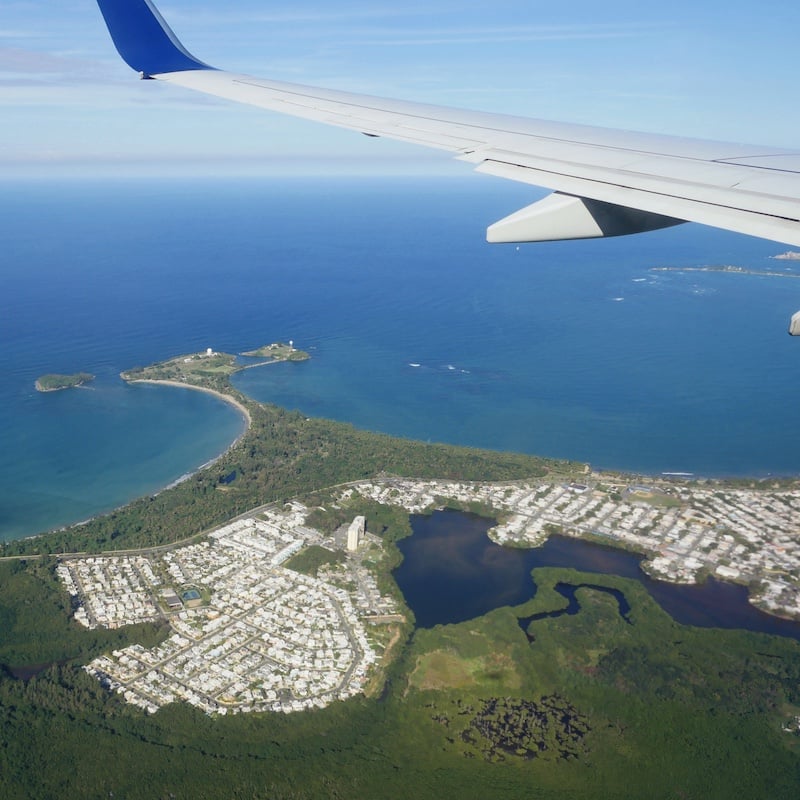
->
[347,516,365,552]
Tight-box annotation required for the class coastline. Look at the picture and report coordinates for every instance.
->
[7,379,255,544]
[126,378,252,430]
[8,376,800,625]
[123,379,251,490]
[8,364,800,628]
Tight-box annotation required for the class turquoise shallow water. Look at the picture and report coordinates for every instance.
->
[3,176,800,541]
[1,379,244,542]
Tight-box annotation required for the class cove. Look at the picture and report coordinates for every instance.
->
[393,509,800,641]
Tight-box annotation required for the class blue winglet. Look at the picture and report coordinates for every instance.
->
[96,0,214,76]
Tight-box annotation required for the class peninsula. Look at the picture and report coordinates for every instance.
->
[120,342,309,386]
[119,344,311,478]
[35,372,94,392]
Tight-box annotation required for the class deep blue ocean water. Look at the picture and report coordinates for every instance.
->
[3,176,800,541]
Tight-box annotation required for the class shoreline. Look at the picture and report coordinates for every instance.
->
[8,377,800,626]
[35,381,62,393]
[35,377,93,393]
[119,379,251,519]
[125,380,252,484]
[126,378,252,430]
[8,379,255,544]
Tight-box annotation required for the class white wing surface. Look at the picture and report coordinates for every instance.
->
[96,0,800,248]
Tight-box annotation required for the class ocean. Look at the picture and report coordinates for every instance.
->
[3,176,800,542]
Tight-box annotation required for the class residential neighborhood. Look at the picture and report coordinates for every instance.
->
[57,474,800,716]
[341,476,800,618]
[57,503,396,715]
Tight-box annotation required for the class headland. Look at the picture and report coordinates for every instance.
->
[120,342,309,386]
[119,343,309,444]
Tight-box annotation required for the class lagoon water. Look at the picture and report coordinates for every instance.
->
[395,511,800,640]
[3,176,800,541]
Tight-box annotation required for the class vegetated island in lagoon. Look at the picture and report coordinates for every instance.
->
[34,372,94,392]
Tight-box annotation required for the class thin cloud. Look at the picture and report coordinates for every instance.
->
[194,20,672,55]
[0,46,120,84]
[0,29,36,38]
[0,81,230,109]
[165,4,462,26]
[334,21,670,47]
[0,46,82,72]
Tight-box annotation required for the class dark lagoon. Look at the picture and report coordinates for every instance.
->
[394,510,800,641]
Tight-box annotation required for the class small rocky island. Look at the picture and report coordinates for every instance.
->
[35,372,95,392]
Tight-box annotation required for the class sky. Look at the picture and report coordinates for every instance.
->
[2,0,800,177]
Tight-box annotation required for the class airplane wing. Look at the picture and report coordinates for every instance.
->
[95,0,800,249]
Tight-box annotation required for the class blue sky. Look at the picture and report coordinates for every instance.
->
[3,0,800,177]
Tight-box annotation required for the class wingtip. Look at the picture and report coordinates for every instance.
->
[96,0,214,75]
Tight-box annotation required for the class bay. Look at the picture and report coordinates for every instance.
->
[2,176,800,541]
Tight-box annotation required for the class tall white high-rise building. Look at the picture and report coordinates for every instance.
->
[347,516,366,552]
